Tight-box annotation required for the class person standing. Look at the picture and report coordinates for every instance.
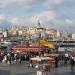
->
[7,53,11,64]
[70,55,75,71]
[55,56,59,68]
[64,52,69,65]
[19,54,22,64]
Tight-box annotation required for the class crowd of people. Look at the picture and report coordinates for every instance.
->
[0,51,30,64]
[0,51,75,71]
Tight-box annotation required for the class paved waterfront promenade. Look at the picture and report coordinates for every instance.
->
[0,61,75,75]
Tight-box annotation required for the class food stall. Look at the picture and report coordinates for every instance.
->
[30,56,55,75]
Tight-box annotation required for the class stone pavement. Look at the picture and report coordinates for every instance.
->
[0,61,75,75]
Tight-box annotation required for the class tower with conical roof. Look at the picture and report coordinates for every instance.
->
[37,20,41,28]
[36,20,46,40]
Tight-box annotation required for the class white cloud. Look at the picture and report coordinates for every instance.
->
[9,11,75,30]
[0,15,6,21]
[0,0,63,10]
[0,14,11,29]
[9,17,33,27]
[0,12,75,32]
[37,11,56,20]
[10,17,20,25]
[29,11,56,26]
[42,0,63,9]
[8,11,56,27]
[65,19,73,24]
[0,0,38,9]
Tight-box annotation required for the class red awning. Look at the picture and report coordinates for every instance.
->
[12,45,43,52]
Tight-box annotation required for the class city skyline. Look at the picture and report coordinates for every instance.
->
[0,0,75,32]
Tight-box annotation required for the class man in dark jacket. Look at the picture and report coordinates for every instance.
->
[70,56,75,71]
[55,56,59,68]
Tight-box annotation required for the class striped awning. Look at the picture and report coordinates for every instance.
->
[12,45,43,52]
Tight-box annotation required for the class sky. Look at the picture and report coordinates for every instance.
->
[0,0,75,32]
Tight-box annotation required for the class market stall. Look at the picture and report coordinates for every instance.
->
[30,56,55,69]
[30,56,55,75]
